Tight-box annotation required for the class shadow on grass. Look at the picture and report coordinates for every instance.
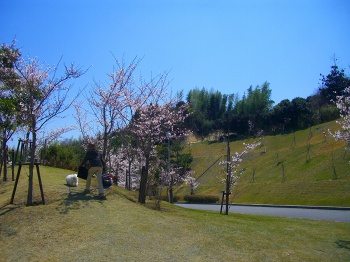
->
[335,240,350,250]
[0,205,21,217]
[58,186,107,214]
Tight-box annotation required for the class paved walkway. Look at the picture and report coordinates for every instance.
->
[175,203,350,222]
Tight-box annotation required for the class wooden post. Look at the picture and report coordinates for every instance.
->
[225,136,231,215]
[11,150,15,181]
[10,163,22,204]
[220,191,225,214]
[11,163,45,205]
[36,163,45,204]
[10,139,45,205]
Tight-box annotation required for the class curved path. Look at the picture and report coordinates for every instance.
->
[175,203,350,222]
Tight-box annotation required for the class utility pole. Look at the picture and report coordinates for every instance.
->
[225,136,231,215]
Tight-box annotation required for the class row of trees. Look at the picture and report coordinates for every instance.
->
[0,41,194,206]
[185,61,349,138]
[1,39,349,206]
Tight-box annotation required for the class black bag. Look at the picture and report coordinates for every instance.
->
[78,166,88,180]
[102,174,113,188]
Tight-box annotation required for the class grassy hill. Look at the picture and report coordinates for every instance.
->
[175,120,350,207]
[0,166,349,261]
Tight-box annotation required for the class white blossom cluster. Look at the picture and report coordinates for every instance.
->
[329,87,350,151]
[129,102,190,153]
[99,101,193,191]
[219,141,261,189]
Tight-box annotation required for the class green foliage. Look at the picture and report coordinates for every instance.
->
[40,138,85,170]
[184,194,219,203]
[234,82,274,115]
[186,87,233,137]
[156,138,193,176]
[184,65,348,136]
[319,58,350,102]
[320,104,340,123]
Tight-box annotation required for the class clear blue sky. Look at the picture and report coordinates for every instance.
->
[1,0,350,141]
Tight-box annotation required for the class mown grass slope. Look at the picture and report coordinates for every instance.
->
[0,166,349,261]
[176,120,350,206]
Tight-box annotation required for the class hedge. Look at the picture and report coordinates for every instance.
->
[184,194,219,203]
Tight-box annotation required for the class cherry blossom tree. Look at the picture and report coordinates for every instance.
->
[73,55,190,203]
[128,101,190,203]
[109,137,142,190]
[329,87,350,155]
[183,173,199,195]
[0,41,23,181]
[219,141,261,214]
[85,57,141,159]
[80,56,171,168]
[11,51,84,205]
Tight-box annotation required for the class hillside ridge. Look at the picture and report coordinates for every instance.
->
[176,120,350,207]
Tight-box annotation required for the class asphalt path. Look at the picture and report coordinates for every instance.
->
[175,203,350,222]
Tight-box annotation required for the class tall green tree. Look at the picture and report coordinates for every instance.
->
[290,97,311,129]
[232,82,274,134]
[186,88,212,137]
[186,87,234,137]
[319,59,350,102]
[234,82,274,116]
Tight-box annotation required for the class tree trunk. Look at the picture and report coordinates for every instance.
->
[138,166,147,203]
[127,160,132,190]
[125,169,128,190]
[27,131,36,206]
[103,131,109,163]
[138,157,149,203]
[168,182,173,203]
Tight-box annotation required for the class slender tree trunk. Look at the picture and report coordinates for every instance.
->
[103,131,108,162]
[138,157,149,203]
[27,124,36,206]
[127,160,132,190]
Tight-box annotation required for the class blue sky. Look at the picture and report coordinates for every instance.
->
[1,0,350,142]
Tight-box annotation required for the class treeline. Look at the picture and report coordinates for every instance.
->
[39,139,86,170]
[41,61,349,171]
[185,83,337,138]
[185,62,349,138]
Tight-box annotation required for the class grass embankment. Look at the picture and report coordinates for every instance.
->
[1,166,350,261]
[176,121,350,206]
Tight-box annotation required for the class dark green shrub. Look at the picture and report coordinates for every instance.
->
[184,194,219,203]
[320,105,339,123]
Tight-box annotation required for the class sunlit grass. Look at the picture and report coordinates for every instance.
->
[176,120,350,206]
[1,167,349,261]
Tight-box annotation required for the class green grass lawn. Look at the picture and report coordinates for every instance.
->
[175,121,350,206]
[1,165,349,261]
